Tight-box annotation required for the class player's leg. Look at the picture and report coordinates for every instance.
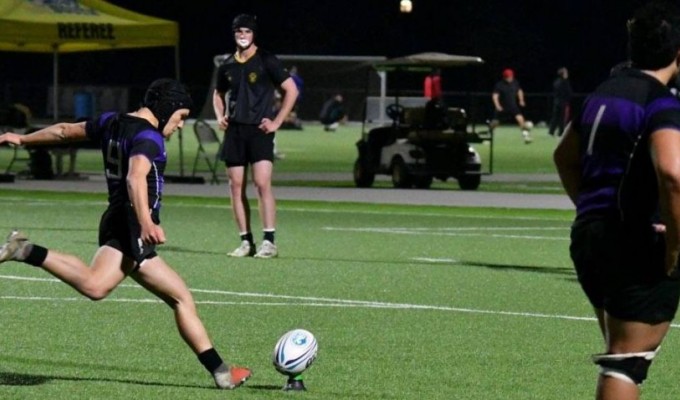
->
[227,165,251,234]
[252,160,275,231]
[595,316,671,400]
[0,230,130,300]
[249,130,277,258]
[222,125,254,257]
[130,256,251,389]
[515,113,532,143]
[42,246,131,300]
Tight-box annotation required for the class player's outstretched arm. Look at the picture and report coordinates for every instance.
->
[0,121,87,147]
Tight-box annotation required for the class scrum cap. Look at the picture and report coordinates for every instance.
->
[143,78,192,132]
[232,14,258,33]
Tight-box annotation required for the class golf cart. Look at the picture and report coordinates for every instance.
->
[353,52,493,190]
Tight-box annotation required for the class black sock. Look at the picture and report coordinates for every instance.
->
[197,348,225,374]
[263,230,275,243]
[240,232,254,245]
[25,245,48,267]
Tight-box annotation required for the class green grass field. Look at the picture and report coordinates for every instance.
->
[1,191,680,399]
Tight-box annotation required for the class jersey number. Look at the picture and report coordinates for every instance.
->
[105,140,123,179]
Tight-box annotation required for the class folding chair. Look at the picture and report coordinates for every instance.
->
[191,119,223,184]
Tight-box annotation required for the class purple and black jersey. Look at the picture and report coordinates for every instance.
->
[572,69,680,222]
[215,49,290,125]
[85,112,167,211]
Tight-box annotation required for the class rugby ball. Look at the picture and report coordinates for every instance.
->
[524,120,534,129]
[272,329,318,376]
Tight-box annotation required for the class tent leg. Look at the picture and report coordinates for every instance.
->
[53,46,59,121]
[164,45,204,184]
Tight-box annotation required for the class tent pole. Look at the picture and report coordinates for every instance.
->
[53,45,59,121]
[175,44,184,177]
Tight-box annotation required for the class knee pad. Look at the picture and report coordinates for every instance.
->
[592,347,659,385]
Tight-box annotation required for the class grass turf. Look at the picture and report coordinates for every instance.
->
[1,191,679,399]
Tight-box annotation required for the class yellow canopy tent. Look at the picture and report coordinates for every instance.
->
[0,0,179,119]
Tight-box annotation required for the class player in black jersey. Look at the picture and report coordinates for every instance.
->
[491,68,533,144]
[554,2,680,399]
[0,79,251,390]
[213,14,298,259]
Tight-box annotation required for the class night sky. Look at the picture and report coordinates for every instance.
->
[101,0,647,92]
[0,0,652,117]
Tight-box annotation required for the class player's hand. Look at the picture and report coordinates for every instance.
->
[217,116,229,130]
[519,100,526,108]
[653,223,666,233]
[141,223,166,245]
[0,132,23,146]
[495,106,503,112]
[259,118,280,134]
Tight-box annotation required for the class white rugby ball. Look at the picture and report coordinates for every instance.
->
[272,329,318,376]
[524,120,534,129]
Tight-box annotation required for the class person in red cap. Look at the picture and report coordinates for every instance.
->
[491,68,533,143]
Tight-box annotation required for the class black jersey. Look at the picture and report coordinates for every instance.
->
[572,69,680,222]
[85,112,167,211]
[215,49,290,125]
[493,79,522,109]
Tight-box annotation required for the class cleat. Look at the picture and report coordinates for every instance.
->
[0,230,30,263]
[228,240,255,257]
[254,240,277,259]
[214,366,252,390]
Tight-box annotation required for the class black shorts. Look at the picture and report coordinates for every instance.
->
[493,108,522,123]
[99,204,158,265]
[570,218,680,324]
[220,123,274,167]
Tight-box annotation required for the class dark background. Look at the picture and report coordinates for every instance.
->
[0,0,650,120]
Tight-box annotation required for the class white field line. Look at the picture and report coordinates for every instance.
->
[322,226,569,241]
[0,198,570,222]
[2,274,679,328]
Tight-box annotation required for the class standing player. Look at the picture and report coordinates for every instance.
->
[491,68,532,143]
[554,2,680,399]
[0,79,251,390]
[212,14,298,259]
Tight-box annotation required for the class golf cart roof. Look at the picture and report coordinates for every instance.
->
[373,52,484,72]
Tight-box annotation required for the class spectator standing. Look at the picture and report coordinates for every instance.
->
[212,14,298,259]
[549,67,573,136]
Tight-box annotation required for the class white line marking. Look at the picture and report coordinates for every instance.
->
[322,226,569,240]
[412,257,458,263]
[3,274,679,328]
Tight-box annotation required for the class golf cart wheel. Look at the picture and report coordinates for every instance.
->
[391,157,412,188]
[414,175,433,189]
[353,159,375,188]
[457,175,481,190]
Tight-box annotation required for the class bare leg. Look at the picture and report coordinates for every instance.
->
[252,160,275,230]
[226,165,251,234]
[595,313,671,400]
[131,256,213,354]
[40,245,131,300]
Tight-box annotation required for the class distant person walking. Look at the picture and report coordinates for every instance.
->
[491,68,532,144]
[549,67,573,136]
[212,14,298,259]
